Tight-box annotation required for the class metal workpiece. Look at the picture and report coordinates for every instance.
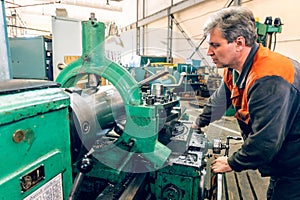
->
[69,85,125,135]
[68,85,126,160]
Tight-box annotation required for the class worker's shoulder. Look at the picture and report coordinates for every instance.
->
[250,48,294,85]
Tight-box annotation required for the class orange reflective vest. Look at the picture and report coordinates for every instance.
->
[224,44,295,125]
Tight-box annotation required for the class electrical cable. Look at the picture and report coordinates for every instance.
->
[273,33,277,51]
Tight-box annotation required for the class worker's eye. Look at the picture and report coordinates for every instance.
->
[210,42,220,48]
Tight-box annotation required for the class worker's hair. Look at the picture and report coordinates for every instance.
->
[203,6,257,46]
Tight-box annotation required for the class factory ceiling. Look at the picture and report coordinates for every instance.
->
[4,0,125,37]
[4,0,123,12]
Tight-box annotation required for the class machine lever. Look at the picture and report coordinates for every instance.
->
[163,72,187,87]
[224,136,242,157]
[68,150,94,200]
[139,69,169,86]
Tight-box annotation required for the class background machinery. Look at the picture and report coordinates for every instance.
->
[256,16,283,50]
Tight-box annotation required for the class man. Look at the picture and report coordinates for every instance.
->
[193,6,300,200]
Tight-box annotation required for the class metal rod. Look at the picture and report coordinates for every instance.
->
[164,72,186,87]
[119,173,147,200]
[139,69,169,85]
[68,172,84,200]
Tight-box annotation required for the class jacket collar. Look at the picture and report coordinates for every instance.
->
[235,43,260,89]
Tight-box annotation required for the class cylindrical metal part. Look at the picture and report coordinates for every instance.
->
[81,18,105,56]
[151,83,165,97]
[72,85,125,133]
[69,85,125,155]
[94,86,126,128]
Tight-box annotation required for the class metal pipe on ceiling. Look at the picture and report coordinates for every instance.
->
[6,0,122,12]
[5,1,60,9]
[36,0,123,12]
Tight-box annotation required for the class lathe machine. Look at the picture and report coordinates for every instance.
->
[0,15,234,200]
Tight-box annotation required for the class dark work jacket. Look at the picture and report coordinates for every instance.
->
[196,43,300,177]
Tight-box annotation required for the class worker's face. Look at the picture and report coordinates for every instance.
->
[206,28,236,68]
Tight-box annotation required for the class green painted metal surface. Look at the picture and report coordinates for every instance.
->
[0,84,72,199]
[122,104,171,167]
[150,164,204,200]
[256,21,282,48]
[91,104,172,175]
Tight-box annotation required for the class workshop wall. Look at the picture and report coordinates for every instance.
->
[5,0,300,66]
[139,0,300,62]
[245,0,300,62]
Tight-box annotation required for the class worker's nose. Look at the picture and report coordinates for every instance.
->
[207,46,214,56]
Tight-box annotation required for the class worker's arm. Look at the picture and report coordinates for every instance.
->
[228,76,292,172]
[194,80,232,128]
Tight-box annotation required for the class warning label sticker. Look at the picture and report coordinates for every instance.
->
[24,173,63,200]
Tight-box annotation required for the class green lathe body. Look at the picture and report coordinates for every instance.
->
[0,79,72,200]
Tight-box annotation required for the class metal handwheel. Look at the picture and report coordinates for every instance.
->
[207,136,242,200]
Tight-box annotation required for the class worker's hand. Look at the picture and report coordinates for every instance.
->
[191,123,200,129]
[211,156,232,173]
[191,123,204,134]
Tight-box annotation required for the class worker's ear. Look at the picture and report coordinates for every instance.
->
[235,36,246,51]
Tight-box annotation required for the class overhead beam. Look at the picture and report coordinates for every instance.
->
[59,0,122,12]
[27,0,123,12]
[137,0,205,27]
